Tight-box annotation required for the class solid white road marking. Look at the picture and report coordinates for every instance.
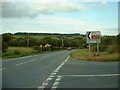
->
[57,65,62,69]
[62,74,120,77]
[50,73,119,88]
[61,63,65,66]
[65,56,70,61]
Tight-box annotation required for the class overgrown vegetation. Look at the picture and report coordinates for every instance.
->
[90,35,119,54]
[70,49,119,62]
[2,47,37,59]
[70,34,119,62]
[2,33,86,48]
[2,32,119,61]
[2,33,86,59]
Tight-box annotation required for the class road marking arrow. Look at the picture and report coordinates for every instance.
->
[88,32,91,40]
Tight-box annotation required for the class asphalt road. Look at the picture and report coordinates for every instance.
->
[2,50,119,88]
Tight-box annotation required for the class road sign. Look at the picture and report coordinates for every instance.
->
[45,44,50,47]
[86,31,101,43]
[40,44,43,53]
[40,44,43,47]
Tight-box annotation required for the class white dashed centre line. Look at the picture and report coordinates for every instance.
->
[52,76,62,88]
[16,59,37,66]
[51,73,57,75]
[42,82,48,86]
[38,56,70,89]
[53,82,59,86]
[47,78,52,81]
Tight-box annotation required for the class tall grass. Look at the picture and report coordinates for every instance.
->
[70,49,119,62]
[2,47,37,59]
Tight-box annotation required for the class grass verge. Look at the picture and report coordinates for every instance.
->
[2,47,66,59]
[2,47,37,59]
[70,49,119,62]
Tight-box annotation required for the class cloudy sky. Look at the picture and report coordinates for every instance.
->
[1,0,119,35]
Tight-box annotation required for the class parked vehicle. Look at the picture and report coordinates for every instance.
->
[67,47,72,50]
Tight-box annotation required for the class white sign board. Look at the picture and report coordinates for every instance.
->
[45,44,50,47]
[40,44,43,47]
[86,31,101,43]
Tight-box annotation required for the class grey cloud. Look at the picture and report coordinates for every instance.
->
[2,2,83,18]
[2,2,38,18]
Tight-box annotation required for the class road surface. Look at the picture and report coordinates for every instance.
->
[2,50,119,88]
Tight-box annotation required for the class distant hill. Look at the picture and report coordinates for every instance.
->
[2,32,86,39]
[13,32,84,36]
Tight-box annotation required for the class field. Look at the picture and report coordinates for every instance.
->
[2,33,119,61]
[14,35,59,39]
[70,49,119,62]
[2,47,65,59]
[2,47,38,59]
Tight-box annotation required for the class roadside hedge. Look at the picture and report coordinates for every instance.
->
[32,46,64,52]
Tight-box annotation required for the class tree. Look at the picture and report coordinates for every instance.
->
[29,37,39,47]
[9,37,18,46]
[2,41,8,53]
[2,33,13,45]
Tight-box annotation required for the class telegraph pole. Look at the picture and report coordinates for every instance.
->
[27,33,29,47]
[62,37,64,47]
[57,36,64,48]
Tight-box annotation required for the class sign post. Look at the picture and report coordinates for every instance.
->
[97,43,99,52]
[89,43,90,53]
[45,44,50,51]
[40,44,43,53]
[86,31,101,53]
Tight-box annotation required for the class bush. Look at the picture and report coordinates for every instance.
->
[43,47,50,51]
[51,47,63,51]
[2,52,11,56]
[107,44,118,54]
[32,46,41,52]
[90,45,96,52]
[33,46,63,52]
[2,41,8,53]
[13,50,21,55]
[99,46,107,52]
